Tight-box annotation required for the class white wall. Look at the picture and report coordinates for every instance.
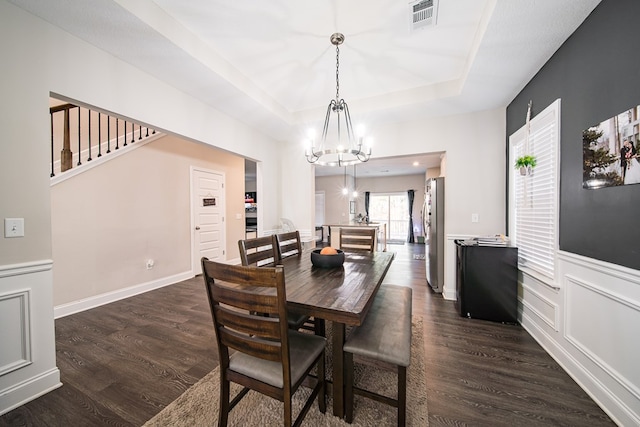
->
[373,109,506,297]
[278,147,319,241]
[0,1,282,414]
[370,109,506,238]
[295,109,507,250]
[315,175,353,225]
[50,134,246,310]
[286,108,506,297]
[3,3,634,424]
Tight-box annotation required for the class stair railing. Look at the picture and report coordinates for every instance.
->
[49,103,156,178]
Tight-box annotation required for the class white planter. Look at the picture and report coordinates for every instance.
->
[519,165,532,176]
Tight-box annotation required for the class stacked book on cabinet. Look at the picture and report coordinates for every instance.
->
[460,235,509,247]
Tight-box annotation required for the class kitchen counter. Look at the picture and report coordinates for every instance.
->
[324,223,387,251]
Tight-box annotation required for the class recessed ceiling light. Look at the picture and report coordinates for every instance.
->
[413,161,419,166]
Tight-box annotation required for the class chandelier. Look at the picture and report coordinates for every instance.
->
[305,33,372,167]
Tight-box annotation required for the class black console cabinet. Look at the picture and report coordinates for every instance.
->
[454,241,518,323]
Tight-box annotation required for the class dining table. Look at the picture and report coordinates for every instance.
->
[278,248,395,419]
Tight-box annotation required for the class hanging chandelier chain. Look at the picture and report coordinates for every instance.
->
[335,45,340,102]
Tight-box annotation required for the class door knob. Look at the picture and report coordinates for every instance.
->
[195,226,201,230]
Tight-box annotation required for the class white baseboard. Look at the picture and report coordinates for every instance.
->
[53,270,193,319]
[0,368,61,416]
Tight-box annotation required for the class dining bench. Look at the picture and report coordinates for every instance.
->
[344,284,413,426]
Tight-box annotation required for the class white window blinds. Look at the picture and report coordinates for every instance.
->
[510,99,560,281]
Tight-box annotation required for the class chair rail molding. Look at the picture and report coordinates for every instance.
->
[0,260,53,278]
[558,250,640,285]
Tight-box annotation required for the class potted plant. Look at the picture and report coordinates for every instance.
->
[514,154,537,176]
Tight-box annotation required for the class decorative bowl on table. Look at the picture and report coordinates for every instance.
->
[311,248,345,268]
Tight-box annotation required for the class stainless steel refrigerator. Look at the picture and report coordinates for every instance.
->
[424,177,444,293]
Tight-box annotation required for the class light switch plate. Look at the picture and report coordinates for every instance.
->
[5,218,25,238]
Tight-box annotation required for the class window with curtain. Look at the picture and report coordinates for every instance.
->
[509,99,560,282]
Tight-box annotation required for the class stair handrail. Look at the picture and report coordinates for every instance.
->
[49,103,156,178]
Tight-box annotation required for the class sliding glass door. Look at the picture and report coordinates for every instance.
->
[369,193,409,241]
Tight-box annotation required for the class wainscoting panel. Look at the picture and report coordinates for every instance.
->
[565,274,640,402]
[0,260,61,416]
[520,282,559,331]
[520,251,640,426]
[0,290,32,376]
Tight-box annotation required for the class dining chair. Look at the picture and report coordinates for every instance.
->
[238,235,280,267]
[340,227,376,252]
[275,230,325,336]
[201,259,326,427]
[239,234,308,330]
[275,230,302,259]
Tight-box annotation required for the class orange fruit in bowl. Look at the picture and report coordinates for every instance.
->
[320,247,338,255]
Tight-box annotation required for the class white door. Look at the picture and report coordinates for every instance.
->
[191,167,225,274]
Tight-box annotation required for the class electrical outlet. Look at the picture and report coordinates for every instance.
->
[146,259,155,269]
[4,218,24,238]
[471,213,479,223]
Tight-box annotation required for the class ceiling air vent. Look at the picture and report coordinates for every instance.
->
[410,0,438,31]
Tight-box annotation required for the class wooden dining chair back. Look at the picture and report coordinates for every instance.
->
[238,235,280,267]
[340,228,376,252]
[201,259,326,427]
[276,230,302,259]
[240,234,309,330]
[275,229,325,335]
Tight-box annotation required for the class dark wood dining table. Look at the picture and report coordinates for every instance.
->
[279,248,395,418]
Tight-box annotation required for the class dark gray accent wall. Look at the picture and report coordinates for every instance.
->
[506,0,640,271]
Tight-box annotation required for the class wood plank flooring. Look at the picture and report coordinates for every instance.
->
[1,243,614,426]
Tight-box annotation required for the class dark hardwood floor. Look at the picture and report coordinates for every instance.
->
[1,243,614,426]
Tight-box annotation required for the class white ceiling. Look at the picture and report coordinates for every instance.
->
[11,0,601,177]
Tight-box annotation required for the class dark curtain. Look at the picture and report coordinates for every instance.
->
[407,189,415,243]
[364,192,370,222]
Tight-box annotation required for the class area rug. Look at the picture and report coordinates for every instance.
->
[144,317,427,426]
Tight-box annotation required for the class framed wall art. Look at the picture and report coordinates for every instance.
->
[583,105,640,189]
